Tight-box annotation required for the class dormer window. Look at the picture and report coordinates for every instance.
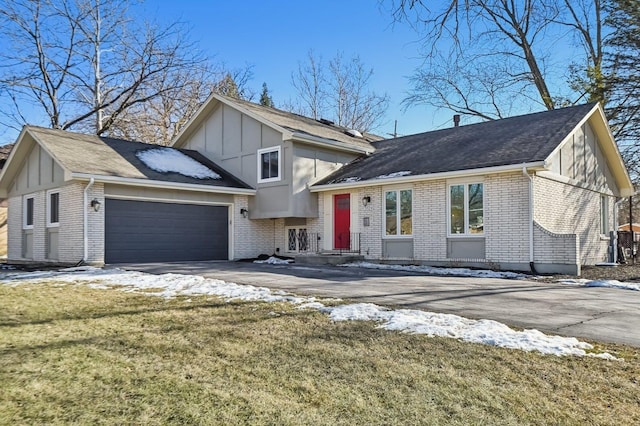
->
[257,146,281,183]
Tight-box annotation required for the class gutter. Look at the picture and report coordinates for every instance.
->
[522,166,537,274]
[70,173,256,195]
[83,177,95,264]
[311,161,547,192]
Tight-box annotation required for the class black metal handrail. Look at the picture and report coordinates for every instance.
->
[298,232,361,254]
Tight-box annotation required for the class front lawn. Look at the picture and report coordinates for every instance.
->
[1,281,639,425]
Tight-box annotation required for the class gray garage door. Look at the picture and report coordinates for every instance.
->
[105,199,229,263]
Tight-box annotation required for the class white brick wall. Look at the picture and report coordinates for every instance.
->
[7,196,23,260]
[7,181,105,264]
[533,175,612,265]
[413,180,447,261]
[484,173,530,263]
[232,195,276,259]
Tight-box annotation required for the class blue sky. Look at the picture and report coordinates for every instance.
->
[143,0,452,138]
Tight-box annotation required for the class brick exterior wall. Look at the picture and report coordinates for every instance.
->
[484,173,530,264]
[7,181,105,265]
[7,196,21,260]
[413,180,447,261]
[233,195,276,259]
[533,175,613,265]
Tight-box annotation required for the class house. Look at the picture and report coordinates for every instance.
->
[0,94,634,275]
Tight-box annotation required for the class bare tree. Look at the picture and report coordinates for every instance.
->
[289,51,389,132]
[388,0,605,120]
[0,0,210,141]
[290,50,325,120]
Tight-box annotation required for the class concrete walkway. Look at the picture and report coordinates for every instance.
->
[119,261,640,347]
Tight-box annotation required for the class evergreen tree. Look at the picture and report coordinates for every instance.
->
[605,0,640,182]
[259,83,274,107]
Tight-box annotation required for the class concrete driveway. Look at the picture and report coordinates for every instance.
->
[118,261,640,347]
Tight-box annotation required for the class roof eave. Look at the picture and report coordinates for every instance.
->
[310,161,546,192]
[70,173,256,195]
[291,132,374,154]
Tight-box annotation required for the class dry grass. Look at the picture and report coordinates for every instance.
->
[1,281,639,425]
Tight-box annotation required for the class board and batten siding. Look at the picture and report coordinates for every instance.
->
[177,102,359,219]
[547,121,619,195]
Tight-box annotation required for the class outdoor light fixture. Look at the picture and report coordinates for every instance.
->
[362,196,371,206]
[240,208,248,218]
[90,198,101,212]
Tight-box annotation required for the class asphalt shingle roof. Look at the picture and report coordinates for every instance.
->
[27,126,251,189]
[315,103,597,185]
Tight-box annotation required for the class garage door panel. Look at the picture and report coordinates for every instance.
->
[105,199,229,263]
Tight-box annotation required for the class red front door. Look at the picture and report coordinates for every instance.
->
[334,194,351,249]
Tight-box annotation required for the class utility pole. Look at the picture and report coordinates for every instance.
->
[631,196,635,264]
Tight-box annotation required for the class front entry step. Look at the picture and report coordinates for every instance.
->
[294,253,364,265]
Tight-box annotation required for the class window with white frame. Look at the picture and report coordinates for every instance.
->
[257,146,281,183]
[385,189,412,236]
[449,183,484,235]
[600,195,609,235]
[23,195,34,229]
[47,190,60,227]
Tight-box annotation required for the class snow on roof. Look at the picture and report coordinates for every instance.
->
[136,147,221,179]
[374,171,412,179]
[0,266,617,359]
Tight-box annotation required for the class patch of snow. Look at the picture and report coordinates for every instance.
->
[374,171,412,179]
[0,267,616,359]
[253,256,294,265]
[341,177,361,183]
[559,278,640,291]
[321,303,617,359]
[342,261,528,279]
[136,147,221,179]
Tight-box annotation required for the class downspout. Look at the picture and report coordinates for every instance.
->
[83,177,95,264]
[522,166,537,274]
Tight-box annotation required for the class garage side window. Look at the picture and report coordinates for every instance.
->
[47,190,60,227]
[23,195,34,229]
[257,146,281,183]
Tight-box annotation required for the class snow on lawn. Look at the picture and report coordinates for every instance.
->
[558,278,640,291]
[136,147,221,179]
[0,267,615,359]
[253,256,293,265]
[342,261,528,279]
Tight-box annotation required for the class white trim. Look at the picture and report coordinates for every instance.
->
[310,161,546,192]
[46,189,60,228]
[382,188,413,238]
[104,194,234,207]
[257,146,282,184]
[447,181,484,237]
[22,194,35,230]
[70,173,256,195]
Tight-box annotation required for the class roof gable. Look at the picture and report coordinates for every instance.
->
[172,93,377,153]
[313,103,633,196]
